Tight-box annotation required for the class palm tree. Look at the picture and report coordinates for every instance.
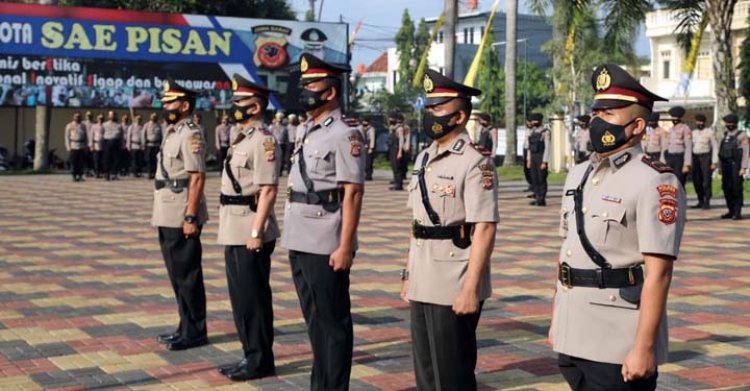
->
[505,0,518,165]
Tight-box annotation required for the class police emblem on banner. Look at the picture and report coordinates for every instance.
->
[253,25,291,70]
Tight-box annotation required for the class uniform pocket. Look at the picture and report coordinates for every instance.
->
[227,204,250,216]
[590,205,626,246]
[300,204,338,219]
[432,240,470,262]
[309,150,335,177]
[588,288,639,311]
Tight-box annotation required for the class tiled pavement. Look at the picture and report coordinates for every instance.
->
[1,173,750,390]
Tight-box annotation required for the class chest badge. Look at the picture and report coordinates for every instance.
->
[601,195,622,203]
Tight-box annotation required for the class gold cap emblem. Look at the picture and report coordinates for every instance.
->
[301,57,309,73]
[164,80,171,92]
[423,74,434,93]
[232,78,238,91]
[596,68,611,91]
[601,130,616,146]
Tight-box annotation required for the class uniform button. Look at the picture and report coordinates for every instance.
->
[566,250,572,257]
[602,212,608,218]
[449,251,455,257]
[582,206,588,214]
[609,295,617,302]
[427,166,432,172]
[416,240,422,246]
[562,286,569,292]
[305,139,310,144]
[417,218,422,224]
[314,150,319,154]
[316,211,322,217]
[432,184,438,190]
[592,178,600,185]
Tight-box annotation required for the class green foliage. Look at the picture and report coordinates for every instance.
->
[740,9,750,120]
[478,26,502,124]
[493,61,554,124]
[56,0,297,19]
[394,10,416,94]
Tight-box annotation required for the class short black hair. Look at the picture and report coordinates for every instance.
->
[456,99,472,121]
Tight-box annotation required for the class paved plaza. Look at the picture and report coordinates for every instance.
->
[1,173,750,390]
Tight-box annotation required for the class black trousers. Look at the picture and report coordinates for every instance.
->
[131,149,144,177]
[281,143,292,172]
[103,139,121,177]
[85,149,95,174]
[646,152,661,161]
[69,149,85,178]
[523,149,532,186]
[400,149,410,178]
[529,152,548,201]
[721,159,744,216]
[289,251,352,391]
[146,146,159,177]
[411,301,483,391]
[93,150,103,176]
[389,148,403,189]
[158,226,207,339]
[120,148,130,175]
[218,147,228,169]
[279,144,289,175]
[692,153,713,204]
[558,354,657,391]
[365,151,374,180]
[225,242,276,372]
[665,152,686,186]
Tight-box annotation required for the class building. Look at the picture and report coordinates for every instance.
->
[642,1,749,121]
[386,10,552,93]
[356,53,388,97]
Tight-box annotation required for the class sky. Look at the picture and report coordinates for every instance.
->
[286,0,651,69]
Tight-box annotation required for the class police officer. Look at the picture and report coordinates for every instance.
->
[361,117,376,180]
[271,112,289,176]
[388,112,406,190]
[399,69,498,390]
[127,114,146,177]
[280,53,365,391]
[523,117,533,191]
[662,106,692,186]
[152,78,209,351]
[550,64,686,391]
[477,113,498,160]
[102,111,124,181]
[574,115,592,164]
[65,112,88,182]
[286,113,298,172]
[691,113,718,209]
[642,113,665,161]
[526,113,550,206]
[120,114,131,176]
[192,113,206,141]
[718,114,749,220]
[216,75,280,381]
[83,111,96,177]
[400,118,412,180]
[89,114,105,178]
[215,115,231,166]
[144,112,162,179]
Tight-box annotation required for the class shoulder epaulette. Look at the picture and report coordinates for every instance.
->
[469,142,492,156]
[342,117,360,128]
[258,127,271,136]
[641,155,673,173]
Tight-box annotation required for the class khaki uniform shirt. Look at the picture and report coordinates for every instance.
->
[280,108,366,255]
[642,126,666,154]
[692,127,719,164]
[218,121,281,245]
[364,125,376,151]
[151,118,209,228]
[271,123,289,145]
[215,123,231,149]
[406,131,499,306]
[553,145,686,365]
[89,123,104,151]
[127,124,145,150]
[575,128,591,155]
[143,120,162,147]
[83,119,93,144]
[662,123,692,163]
[102,120,123,141]
[65,121,87,151]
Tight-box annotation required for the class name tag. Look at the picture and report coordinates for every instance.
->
[601,195,622,203]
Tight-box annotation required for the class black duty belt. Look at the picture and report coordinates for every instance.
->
[154,178,190,190]
[558,262,643,289]
[412,221,474,249]
[287,188,342,205]
[220,194,258,212]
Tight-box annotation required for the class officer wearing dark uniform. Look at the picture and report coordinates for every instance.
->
[401,69,498,390]
[526,113,550,206]
[152,79,209,351]
[388,112,407,190]
[523,117,533,191]
[718,114,750,220]
[216,75,280,381]
[83,111,95,177]
[215,115,231,167]
[280,53,366,391]
[65,112,88,182]
[663,106,692,186]
[551,64,686,391]
[361,118,376,180]
[691,113,718,209]
[574,115,593,164]
[477,113,498,159]
[144,113,163,179]
[102,111,124,181]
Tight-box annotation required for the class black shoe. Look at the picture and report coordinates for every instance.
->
[702,204,711,210]
[156,332,181,344]
[526,194,535,199]
[218,362,239,376]
[389,186,403,191]
[721,212,733,219]
[529,200,537,206]
[148,174,155,179]
[536,200,547,207]
[733,214,743,220]
[225,360,275,382]
[524,186,532,192]
[166,336,208,351]
[690,203,704,209]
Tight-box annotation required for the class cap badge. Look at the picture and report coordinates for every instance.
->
[431,122,443,134]
[301,57,309,72]
[596,68,611,91]
[601,130,616,146]
[423,74,434,93]
[164,80,171,92]
[232,78,238,91]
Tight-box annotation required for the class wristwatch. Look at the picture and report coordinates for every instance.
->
[251,229,260,239]
[184,215,197,224]
[400,269,409,281]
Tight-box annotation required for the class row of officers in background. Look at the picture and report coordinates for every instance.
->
[573,106,749,219]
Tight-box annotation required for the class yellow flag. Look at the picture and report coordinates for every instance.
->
[412,12,446,88]
[463,0,501,87]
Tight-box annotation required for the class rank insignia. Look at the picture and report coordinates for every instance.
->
[601,195,622,203]
[658,198,677,225]
[443,184,455,197]
[263,138,276,161]
[657,185,677,199]
[479,164,494,190]
[190,133,203,154]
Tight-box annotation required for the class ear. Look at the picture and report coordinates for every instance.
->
[180,100,191,113]
[454,109,468,126]
[632,117,647,136]
[323,85,338,101]
[248,102,262,116]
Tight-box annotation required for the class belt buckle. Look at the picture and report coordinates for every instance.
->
[286,187,292,201]
[560,264,572,288]
[628,266,636,285]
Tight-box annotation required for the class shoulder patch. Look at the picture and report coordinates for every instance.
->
[348,134,362,157]
[642,155,673,173]
[258,127,271,136]
[190,133,203,154]
[263,137,276,161]
[478,163,495,190]
[469,142,492,156]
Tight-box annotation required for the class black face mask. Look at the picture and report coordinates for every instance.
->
[230,103,255,123]
[298,88,330,111]
[672,120,680,125]
[696,124,706,130]
[423,111,459,140]
[726,124,737,131]
[163,108,181,125]
[589,116,637,153]
[648,122,657,128]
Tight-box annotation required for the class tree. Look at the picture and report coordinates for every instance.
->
[504,0,518,166]
[740,7,750,120]
[704,0,740,117]
[478,26,502,126]
[394,10,416,94]
[56,0,297,19]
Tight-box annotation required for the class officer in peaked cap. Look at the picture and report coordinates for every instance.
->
[216,74,280,381]
[152,78,210,351]
[550,64,684,391]
[400,68,498,390]
[526,112,550,205]
[718,113,749,219]
[663,106,692,186]
[281,52,365,390]
[691,113,718,209]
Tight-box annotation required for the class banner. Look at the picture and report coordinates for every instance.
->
[0,2,349,110]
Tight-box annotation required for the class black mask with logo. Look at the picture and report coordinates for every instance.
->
[230,103,255,124]
[589,116,637,153]
[423,111,459,140]
[298,88,330,111]
[726,124,738,131]
[163,108,182,125]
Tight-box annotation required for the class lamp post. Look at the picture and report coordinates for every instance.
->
[492,38,528,123]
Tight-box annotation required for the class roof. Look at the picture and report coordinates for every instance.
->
[364,53,388,74]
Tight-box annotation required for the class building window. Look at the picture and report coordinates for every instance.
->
[392,70,398,85]
[469,27,475,44]
[438,31,444,43]
[463,28,468,43]
[697,51,710,80]
[660,50,672,80]
[480,26,484,40]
